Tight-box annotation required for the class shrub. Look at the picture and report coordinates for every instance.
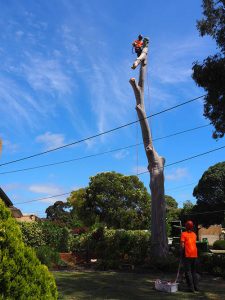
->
[19,221,45,248]
[19,221,72,252]
[199,252,225,278]
[72,227,150,267]
[0,199,57,299]
[213,240,225,250]
[35,245,60,268]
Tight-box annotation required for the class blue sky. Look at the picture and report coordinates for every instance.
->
[0,0,224,217]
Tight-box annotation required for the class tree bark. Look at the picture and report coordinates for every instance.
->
[129,46,168,259]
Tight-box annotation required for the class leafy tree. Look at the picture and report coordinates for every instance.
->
[0,200,57,299]
[179,200,195,224]
[45,200,71,224]
[68,172,151,230]
[165,195,181,236]
[68,188,87,227]
[193,162,225,226]
[192,0,225,138]
[165,195,178,209]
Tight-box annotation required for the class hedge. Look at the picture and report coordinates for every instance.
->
[19,220,72,252]
[213,240,225,250]
[200,252,225,278]
[72,227,150,265]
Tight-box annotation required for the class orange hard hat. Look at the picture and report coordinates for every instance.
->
[185,220,194,230]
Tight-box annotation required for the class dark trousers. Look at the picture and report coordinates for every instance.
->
[135,48,142,57]
[183,257,198,291]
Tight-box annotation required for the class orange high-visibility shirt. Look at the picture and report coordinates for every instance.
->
[133,40,143,48]
[180,231,198,258]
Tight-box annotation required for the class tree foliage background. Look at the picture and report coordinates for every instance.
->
[192,0,225,138]
[68,172,151,230]
[193,161,225,226]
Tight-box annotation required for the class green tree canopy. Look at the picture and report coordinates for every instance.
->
[193,161,225,226]
[68,172,151,230]
[192,0,225,138]
[179,200,196,225]
[45,200,71,225]
[165,195,180,236]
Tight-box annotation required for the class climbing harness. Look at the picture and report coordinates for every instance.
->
[132,34,144,57]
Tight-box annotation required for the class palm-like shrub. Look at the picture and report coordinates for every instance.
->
[0,200,58,299]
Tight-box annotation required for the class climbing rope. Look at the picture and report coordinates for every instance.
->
[136,121,139,175]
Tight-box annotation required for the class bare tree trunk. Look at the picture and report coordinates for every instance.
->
[129,46,168,259]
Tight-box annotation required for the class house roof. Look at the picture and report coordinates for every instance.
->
[10,206,23,218]
[0,187,13,206]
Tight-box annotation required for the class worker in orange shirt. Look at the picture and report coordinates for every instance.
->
[180,220,199,292]
[132,34,143,57]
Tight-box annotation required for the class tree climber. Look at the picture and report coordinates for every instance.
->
[132,34,143,57]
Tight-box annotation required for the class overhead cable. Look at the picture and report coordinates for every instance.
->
[13,144,224,205]
[0,94,205,167]
[137,145,225,176]
[0,124,210,175]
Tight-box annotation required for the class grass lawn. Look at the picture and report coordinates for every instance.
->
[53,270,225,300]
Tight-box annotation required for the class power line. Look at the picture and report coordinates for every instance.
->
[0,124,210,176]
[0,94,205,167]
[137,145,225,176]
[184,209,225,216]
[15,192,71,205]
[166,182,196,192]
[18,205,225,218]
[13,144,224,205]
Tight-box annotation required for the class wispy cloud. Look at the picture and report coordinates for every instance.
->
[21,54,74,95]
[2,139,19,153]
[165,167,189,181]
[0,76,40,130]
[36,132,66,150]
[60,23,133,136]
[151,36,216,85]
[28,183,63,195]
[1,183,23,192]
[113,149,129,160]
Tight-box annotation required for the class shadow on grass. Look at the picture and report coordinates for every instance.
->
[53,271,225,300]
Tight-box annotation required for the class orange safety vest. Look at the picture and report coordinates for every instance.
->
[133,40,143,49]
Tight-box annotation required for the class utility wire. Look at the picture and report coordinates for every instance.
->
[0,124,210,175]
[15,192,71,205]
[0,94,205,167]
[184,210,225,216]
[13,144,224,205]
[166,182,196,192]
[137,145,225,176]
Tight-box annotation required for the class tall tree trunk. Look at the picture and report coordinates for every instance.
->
[129,45,168,259]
